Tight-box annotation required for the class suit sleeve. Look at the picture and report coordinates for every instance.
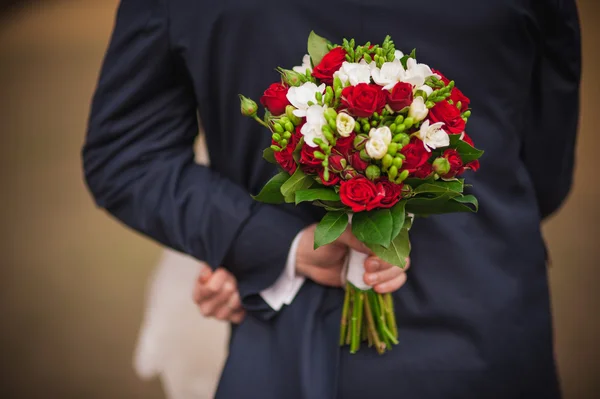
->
[523,0,581,219]
[82,0,308,318]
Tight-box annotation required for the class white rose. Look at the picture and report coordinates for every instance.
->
[369,126,392,146]
[365,137,388,160]
[293,54,312,74]
[371,59,405,90]
[418,120,449,152]
[333,61,372,86]
[286,82,326,117]
[300,105,329,147]
[401,58,436,88]
[336,112,356,137]
[408,97,429,122]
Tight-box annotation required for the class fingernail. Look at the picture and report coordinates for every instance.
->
[369,260,381,270]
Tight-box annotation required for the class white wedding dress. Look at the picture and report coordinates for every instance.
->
[133,135,228,399]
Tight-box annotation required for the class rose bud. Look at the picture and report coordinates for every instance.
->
[278,68,306,87]
[350,151,370,172]
[353,134,369,151]
[365,137,389,160]
[432,157,451,176]
[359,149,371,162]
[408,97,429,122]
[366,165,381,181]
[329,154,347,173]
[342,167,359,180]
[239,95,258,117]
[336,112,356,137]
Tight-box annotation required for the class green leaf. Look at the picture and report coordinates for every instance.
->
[443,195,479,213]
[307,31,330,67]
[314,211,349,249]
[405,192,457,214]
[280,168,314,203]
[295,188,340,205]
[352,209,393,248]
[454,140,484,163]
[390,201,406,241]
[251,172,289,204]
[413,183,463,196]
[262,147,277,164]
[367,226,411,268]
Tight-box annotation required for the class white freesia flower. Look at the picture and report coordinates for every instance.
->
[293,54,313,74]
[401,58,436,88]
[408,97,429,122]
[333,61,372,86]
[371,59,405,90]
[336,112,356,137]
[286,82,326,117]
[418,120,450,152]
[365,137,388,160]
[394,50,404,60]
[369,126,392,146]
[417,84,434,97]
[301,105,329,147]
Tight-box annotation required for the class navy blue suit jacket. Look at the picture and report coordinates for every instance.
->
[83,0,580,398]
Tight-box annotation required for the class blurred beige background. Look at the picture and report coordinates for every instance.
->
[0,0,598,398]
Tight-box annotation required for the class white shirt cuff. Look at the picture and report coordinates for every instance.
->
[259,231,305,311]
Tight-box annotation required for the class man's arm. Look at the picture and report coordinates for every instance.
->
[523,0,581,219]
[82,0,308,318]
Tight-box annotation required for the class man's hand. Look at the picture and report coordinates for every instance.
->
[295,224,411,293]
[192,265,245,324]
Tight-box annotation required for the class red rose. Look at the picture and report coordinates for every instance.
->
[387,82,413,112]
[450,87,470,112]
[328,153,347,173]
[300,143,323,174]
[339,177,384,212]
[413,162,433,179]
[442,149,464,177]
[400,139,431,173]
[375,178,402,208]
[273,128,300,174]
[318,169,340,186]
[341,84,387,118]
[260,83,290,116]
[428,100,465,134]
[465,160,480,172]
[312,48,346,84]
[334,133,356,157]
[350,151,370,172]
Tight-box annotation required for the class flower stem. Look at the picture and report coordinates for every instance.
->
[364,293,386,354]
[385,293,398,339]
[377,294,395,348]
[339,284,351,346]
[253,115,271,129]
[345,287,354,346]
[350,288,365,353]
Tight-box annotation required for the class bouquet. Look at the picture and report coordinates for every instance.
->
[239,32,483,354]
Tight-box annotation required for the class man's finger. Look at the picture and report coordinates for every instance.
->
[364,256,410,273]
[374,273,408,294]
[199,281,237,316]
[229,310,246,324]
[364,262,403,287]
